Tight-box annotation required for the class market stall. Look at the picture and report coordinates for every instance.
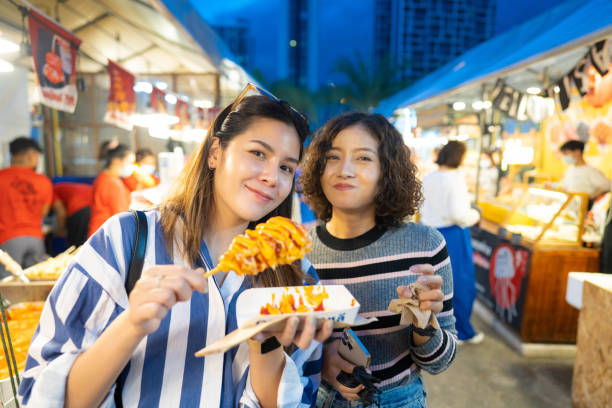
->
[471,186,599,343]
[377,0,612,344]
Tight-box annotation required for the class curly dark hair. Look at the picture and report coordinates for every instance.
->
[300,112,422,228]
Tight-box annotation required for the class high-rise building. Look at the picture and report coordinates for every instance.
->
[375,0,496,83]
[212,19,251,70]
[284,0,318,90]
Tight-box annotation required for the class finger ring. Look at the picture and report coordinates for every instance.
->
[155,275,163,287]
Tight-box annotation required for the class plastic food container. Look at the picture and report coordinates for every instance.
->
[236,285,360,330]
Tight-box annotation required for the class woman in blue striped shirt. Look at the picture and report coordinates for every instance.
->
[19,89,332,407]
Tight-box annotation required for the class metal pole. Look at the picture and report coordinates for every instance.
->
[474,84,487,205]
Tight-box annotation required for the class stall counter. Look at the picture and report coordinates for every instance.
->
[471,220,599,343]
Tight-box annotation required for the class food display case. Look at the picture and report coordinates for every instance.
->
[503,187,588,247]
[472,187,599,343]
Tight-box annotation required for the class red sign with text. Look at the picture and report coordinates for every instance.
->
[104,60,135,130]
[28,9,81,112]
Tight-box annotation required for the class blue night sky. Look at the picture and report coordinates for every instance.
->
[192,0,564,87]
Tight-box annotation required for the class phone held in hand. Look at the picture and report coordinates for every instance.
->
[336,328,381,404]
[338,328,371,368]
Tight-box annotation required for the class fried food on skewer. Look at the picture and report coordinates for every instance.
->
[204,216,312,277]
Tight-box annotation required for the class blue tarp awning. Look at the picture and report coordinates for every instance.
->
[376,0,612,116]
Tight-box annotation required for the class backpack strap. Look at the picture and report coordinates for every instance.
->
[115,209,148,408]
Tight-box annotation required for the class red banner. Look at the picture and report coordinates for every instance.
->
[104,60,135,130]
[150,87,167,114]
[196,106,221,129]
[28,9,81,113]
[174,99,190,130]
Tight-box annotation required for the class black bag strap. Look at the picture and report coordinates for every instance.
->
[114,209,148,408]
[125,210,148,295]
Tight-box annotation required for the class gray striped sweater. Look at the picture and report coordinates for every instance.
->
[310,222,457,390]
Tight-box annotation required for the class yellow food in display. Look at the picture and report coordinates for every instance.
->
[0,302,43,379]
[22,246,79,281]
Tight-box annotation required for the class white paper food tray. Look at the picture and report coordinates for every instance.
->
[236,285,360,329]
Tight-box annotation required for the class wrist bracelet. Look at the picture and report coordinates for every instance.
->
[260,336,282,354]
[411,325,437,337]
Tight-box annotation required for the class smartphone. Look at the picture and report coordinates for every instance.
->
[337,328,371,368]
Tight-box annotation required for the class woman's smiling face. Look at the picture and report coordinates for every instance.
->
[321,125,381,215]
[209,117,301,224]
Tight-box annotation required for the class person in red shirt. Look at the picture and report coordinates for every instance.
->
[0,137,53,275]
[52,182,93,247]
[123,148,159,192]
[88,144,134,237]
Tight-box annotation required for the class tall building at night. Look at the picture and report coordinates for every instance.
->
[212,19,251,70]
[278,0,318,90]
[375,0,496,83]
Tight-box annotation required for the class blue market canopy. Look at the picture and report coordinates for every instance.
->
[376,0,612,116]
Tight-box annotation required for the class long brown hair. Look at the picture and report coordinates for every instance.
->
[300,112,422,228]
[160,95,310,287]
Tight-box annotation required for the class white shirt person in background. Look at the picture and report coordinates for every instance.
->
[559,140,610,202]
[421,141,483,344]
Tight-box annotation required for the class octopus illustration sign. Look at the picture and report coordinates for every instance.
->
[28,8,82,113]
[471,227,531,331]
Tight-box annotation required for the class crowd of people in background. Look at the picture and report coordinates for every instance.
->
[0,136,163,278]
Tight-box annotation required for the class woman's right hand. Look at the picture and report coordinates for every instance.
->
[321,340,364,401]
[126,265,208,336]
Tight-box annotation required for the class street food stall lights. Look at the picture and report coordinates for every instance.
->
[133,81,153,94]
[453,101,466,111]
[0,38,19,54]
[0,58,14,73]
[147,126,207,142]
[131,113,179,128]
[194,99,214,108]
[472,100,492,111]
[502,138,534,167]
[164,94,177,104]
[526,87,541,95]
[154,81,168,90]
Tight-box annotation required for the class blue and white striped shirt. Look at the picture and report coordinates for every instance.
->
[18,211,323,407]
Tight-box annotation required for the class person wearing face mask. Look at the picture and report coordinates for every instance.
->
[88,144,135,237]
[0,137,52,275]
[123,148,160,192]
[559,140,610,204]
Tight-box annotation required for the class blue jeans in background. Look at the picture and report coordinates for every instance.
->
[437,225,477,340]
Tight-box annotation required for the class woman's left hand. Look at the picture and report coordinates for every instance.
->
[397,264,444,314]
[254,316,334,350]
[248,317,333,407]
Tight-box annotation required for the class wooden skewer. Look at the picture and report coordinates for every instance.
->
[203,267,220,278]
[0,249,29,283]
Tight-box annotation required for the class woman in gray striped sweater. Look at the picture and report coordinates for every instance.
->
[300,113,457,407]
